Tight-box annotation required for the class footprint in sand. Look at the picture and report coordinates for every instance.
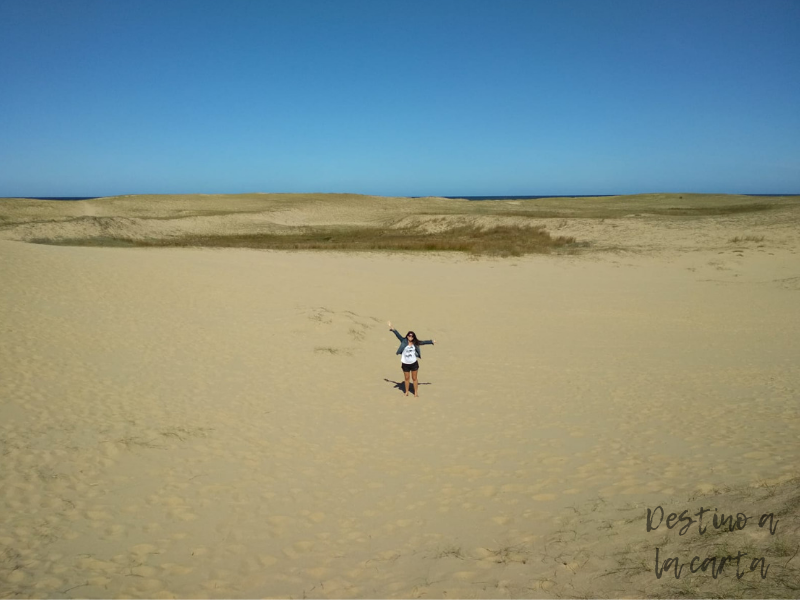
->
[130,543,161,557]
[86,509,113,521]
[267,515,295,527]
[77,557,118,573]
[532,493,557,501]
[478,485,497,498]
[6,570,27,583]
[133,577,166,593]
[305,566,334,579]
[258,554,278,567]
[167,509,198,521]
[161,562,194,576]
[131,565,159,578]
[33,576,62,591]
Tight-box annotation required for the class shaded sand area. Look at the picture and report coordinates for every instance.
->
[1,194,799,598]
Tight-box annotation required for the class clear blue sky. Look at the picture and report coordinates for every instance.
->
[1,0,798,197]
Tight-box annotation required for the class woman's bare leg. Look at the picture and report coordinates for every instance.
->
[404,371,410,396]
[412,371,419,397]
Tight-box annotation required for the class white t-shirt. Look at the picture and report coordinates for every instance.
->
[401,343,417,364]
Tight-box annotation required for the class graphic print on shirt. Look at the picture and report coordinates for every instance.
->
[401,344,417,364]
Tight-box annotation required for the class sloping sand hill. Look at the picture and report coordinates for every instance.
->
[1,194,798,598]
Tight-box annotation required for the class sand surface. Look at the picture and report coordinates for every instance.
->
[1,194,799,598]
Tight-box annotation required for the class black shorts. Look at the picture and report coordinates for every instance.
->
[401,361,419,372]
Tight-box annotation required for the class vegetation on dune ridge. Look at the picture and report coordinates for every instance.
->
[9,192,800,256]
[29,224,582,257]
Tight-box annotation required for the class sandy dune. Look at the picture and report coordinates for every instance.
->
[1,194,799,598]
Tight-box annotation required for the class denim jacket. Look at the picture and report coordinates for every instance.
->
[391,328,433,359]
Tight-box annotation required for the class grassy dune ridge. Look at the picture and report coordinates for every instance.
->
[27,224,581,257]
[1,192,799,256]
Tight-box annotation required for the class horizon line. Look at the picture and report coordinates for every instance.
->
[3,192,800,201]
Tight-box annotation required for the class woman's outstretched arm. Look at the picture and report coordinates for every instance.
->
[388,321,404,341]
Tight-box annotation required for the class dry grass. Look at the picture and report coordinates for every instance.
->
[29,224,583,257]
[647,204,777,217]
[494,202,781,219]
[8,192,800,257]
[729,235,766,243]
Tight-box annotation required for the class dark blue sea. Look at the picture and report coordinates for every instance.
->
[9,195,618,201]
[3,194,797,201]
[6,196,101,200]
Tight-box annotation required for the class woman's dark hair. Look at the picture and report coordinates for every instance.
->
[405,331,419,345]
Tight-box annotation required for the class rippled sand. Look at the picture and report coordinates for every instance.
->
[1,195,798,598]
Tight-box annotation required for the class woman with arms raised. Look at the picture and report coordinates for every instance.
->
[388,321,436,397]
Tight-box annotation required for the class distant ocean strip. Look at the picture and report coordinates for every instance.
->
[15,195,616,201]
[8,197,102,200]
[4,194,797,201]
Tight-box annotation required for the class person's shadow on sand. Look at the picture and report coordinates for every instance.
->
[384,378,431,395]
